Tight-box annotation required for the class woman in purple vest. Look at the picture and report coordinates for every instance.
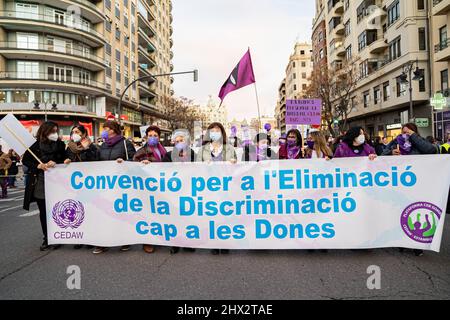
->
[333,127,377,161]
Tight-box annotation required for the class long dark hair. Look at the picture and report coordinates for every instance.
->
[36,121,59,143]
[205,122,227,144]
[342,127,364,146]
[286,129,303,147]
[403,123,419,136]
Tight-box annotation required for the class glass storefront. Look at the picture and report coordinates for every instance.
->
[434,110,450,140]
[0,90,96,111]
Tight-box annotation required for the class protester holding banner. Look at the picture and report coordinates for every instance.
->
[197,122,237,163]
[333,127,377,160]
[382,123,439,156]
[22,121,69,251]
[132,125,168,254]
[279,129,303,160]
[66,125,98,250]
[94,120,136,254]
[67,125,98,163]
[197,122,236,254]
[242,133,277,162]
[0,146,12,198]
[304,129,333,160]
[133,126,168,165]
[163,129,197,254]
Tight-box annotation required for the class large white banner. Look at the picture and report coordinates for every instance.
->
[46,156,450,252]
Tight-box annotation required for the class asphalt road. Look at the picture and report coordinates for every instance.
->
[0,180,449,300]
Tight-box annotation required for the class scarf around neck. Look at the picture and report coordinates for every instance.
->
[105,135,124,147]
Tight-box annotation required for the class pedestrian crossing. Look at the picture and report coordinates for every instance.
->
[0,183,37,216]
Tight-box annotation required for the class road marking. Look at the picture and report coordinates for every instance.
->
[20,210,39,217]
[0,196,23,203]
[7,189,25,195]
[0,204,23,213]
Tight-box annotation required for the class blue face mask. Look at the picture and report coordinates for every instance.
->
[210,132,222,142]
[101,130,109,140]
[148,137,159,147]
[175,142,187,151]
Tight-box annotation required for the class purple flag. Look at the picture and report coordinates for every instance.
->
[218,49,256,102]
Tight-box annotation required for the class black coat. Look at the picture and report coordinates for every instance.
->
[67,144,99,162]
[382,134,438,156]
[22,140,68,210]
[98,138,136,161]
[8,155,20,175]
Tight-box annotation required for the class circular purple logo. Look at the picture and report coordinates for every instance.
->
[400,202,441,244]
[52,200,85,229]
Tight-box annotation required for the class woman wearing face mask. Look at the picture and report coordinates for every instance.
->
[279,129,304,160]
[66,125,98,250]
[333,127,377,160]
[382,123,437,157]
[94,120,136,255]
[22,122,70,251]
[133,125,167,254]
[304,129,333,160]
[381,123,437,257]
[134,126,167,165]
[197,122,237,164]
[163,129,197,254]
[197,123,236,255]
[242,133,277,162]
[67,125,98,164]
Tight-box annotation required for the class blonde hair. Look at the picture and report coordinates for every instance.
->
[311,131,333,158]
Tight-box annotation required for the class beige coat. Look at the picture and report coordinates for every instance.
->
[196,143,236,162]
[0,153,12,171]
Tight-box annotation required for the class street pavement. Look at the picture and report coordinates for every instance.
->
[0,179,449,300]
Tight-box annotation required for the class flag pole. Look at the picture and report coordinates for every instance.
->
[253,83,262,132]
[3,124,43,164]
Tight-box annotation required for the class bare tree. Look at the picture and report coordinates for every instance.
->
[306,58,361,136]
[160,96,206,134]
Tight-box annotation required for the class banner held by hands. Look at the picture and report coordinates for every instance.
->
[0,113,42,164]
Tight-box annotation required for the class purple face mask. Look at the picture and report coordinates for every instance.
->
[307,141,315,149]
[287,138,297,147]
[101,130,109,140]
[148,137,159,147]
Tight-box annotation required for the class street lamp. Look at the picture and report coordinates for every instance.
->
[398,59,424,122]
[117,69,198,121]
[33,100,58,122]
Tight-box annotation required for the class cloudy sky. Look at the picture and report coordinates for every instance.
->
[171,0,315,122]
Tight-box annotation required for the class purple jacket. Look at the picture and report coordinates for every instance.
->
[334,142,375,158]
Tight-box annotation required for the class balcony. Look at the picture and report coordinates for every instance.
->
[138,27,156,49]
[0,41,107,71]
[433,0,450,15]
[332,0,344,16]
[435,38,450,62]
[138,45,156,67]
[26,0,106,24]
[170,63,174,72]
[139,82,157,98]
[369,39,388,54]
[138,65,156,81]
[333,23,345,37]
[335,45,346,57]
[0,71,106,96]
[0,102,98,117]
[0,10,105,48]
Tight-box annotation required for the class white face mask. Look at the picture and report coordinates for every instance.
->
[355,135,365,145]
[48,133,59,142]
[71,134,82,143]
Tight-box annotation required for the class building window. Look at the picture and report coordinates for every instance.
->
[383,81,390,101]
[363,91,370,108]
[417,0,425,10]
[397,78,407,97]
[418,28,426,50]
[388,0,400,27]
[17,61,39,79]
[441,69,449,94]
[418,69,426,92]
[345,45,352,60]
[374,87,381,105]
[388,36,401,61]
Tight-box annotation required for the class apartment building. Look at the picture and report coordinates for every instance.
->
[0,0,174,140]
[430,0,450,139]
[275,42,313,134]
[317,0,434,139]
